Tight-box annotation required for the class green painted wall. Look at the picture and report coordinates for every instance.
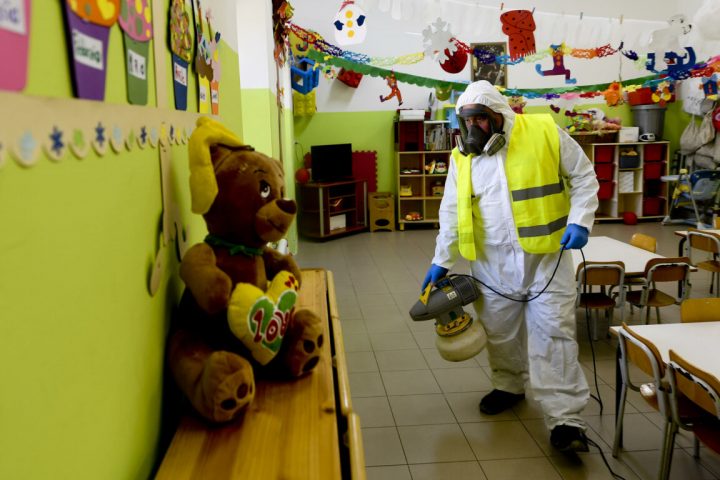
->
[294,100,688,199]
[0,3,243,479]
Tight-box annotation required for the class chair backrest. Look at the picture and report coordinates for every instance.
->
[575,261,625,287]
[668,350,720,418]
[630,233,657,253]
[680,298,720,322]
[686,228,720,255]
[620,322,666,379]
[644,257,692,284]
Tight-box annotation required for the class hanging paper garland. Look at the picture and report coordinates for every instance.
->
[63,0,120,100]
[379,71,403,105]
[0,0,31,91]
[110,125,125,152]
[422,18,467,74]
[501,10,536,61]
[118,0,153,105]
[92,121,108,155]
[169,0,193,111]
[12,130,39,167]
[535,44,576,84]
[333,0,367,46]
[137,126,149,149]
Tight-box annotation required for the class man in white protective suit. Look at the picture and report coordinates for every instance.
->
[421,80,599,452]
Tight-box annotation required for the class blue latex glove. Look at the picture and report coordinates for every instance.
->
[560,223,589,250]
[421,264,449,291]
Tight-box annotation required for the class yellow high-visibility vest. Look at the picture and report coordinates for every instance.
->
[454,113,570,260]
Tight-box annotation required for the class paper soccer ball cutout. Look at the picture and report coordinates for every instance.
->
[333,1,367,46]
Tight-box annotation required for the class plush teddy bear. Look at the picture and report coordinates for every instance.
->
[168,117,324,423]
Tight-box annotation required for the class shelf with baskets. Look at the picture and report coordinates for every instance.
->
[395,120,453,230]
[582,141,669,221]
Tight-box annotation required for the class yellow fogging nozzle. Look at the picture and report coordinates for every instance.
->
[419,283,433,305]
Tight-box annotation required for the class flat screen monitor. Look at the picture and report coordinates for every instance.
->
[310,143,353,183]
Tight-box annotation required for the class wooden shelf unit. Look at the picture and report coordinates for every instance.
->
[581,141,670,221]
[395,120,452,230]
[298,179,368,239]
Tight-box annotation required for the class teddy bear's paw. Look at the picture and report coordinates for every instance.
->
[201,351,256,422]
[282,308,324,377]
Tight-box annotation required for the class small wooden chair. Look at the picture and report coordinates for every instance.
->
[680,298,720,322]
[685,228,720,297]
[625,257,692,324]
[664,350,720,479]
[575,261,625,340]
[630,233,658,253]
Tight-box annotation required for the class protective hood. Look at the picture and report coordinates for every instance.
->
[455,80,516,127]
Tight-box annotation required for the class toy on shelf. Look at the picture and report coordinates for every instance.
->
[435,161,448,173]
[167,117,323,423]
[405,212,423,221]
[432,181,445,196]
[400,184,413,196]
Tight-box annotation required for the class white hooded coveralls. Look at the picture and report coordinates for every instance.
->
[432,81,599,430]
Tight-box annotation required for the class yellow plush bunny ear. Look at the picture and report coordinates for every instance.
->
[188,116,244,214]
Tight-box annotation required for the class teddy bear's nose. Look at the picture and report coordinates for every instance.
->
[276,199,297,214]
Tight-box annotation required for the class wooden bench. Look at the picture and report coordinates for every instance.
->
[156,269,365,479]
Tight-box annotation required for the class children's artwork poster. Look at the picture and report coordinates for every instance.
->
[63,0,120,100]
[118,0,153,105]
[470,42,507,86]
[0,0,31,91]
[192,0,213,113]
[169,0,193,110]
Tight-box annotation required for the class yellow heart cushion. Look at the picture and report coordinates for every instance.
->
[227,271,299,365]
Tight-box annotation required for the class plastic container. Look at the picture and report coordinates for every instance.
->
[643,162,665,180]
[631,105,666,139]
[597,180,615,200]
[643,197,665,216]
[594,145,615,163]
[594,163,614,180]
[643,143,666,162]
[619,155,640,169]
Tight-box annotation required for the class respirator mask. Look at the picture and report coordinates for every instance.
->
[456,105,506,157]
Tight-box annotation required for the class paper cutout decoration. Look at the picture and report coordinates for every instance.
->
[193,0,218,113]
[110,125,124,152]
[535,44,576,84]
[69,128,90,158]
[379,72,403,105]
[500,10,536,61]
[169,0,193,110]
[125,128,136,150]
[694,0,720,41]
[0,0,31,91]
[64,0,120,100]
[701,74,719,100]
[603,82,624,107]
[422,18,467,74]
[333,0,366,46]
[0,139,6,169]
[12,130,39,167]
[272,0,294,67]
[92,121,108,155]
[651,81,675,107]
[508,96,526,114]
[137,126,149,149]
[44,126,66,162]
[209,31,221,115]
[647,14,692,73]
[435,84,452,101]
[118,0,153,105]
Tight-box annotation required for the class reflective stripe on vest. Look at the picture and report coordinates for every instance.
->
[506,114,569,253]
[453,114,569,259]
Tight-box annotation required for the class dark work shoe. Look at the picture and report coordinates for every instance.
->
[550,425,590,453]
[479,389,525,415]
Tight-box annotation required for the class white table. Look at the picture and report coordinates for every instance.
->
[610,322,720,377]
[572,236,665,277]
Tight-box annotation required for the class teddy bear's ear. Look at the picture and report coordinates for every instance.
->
[188,117,244,214]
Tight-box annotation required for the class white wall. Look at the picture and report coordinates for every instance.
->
[291,0,700,112]
[236,1,277,90]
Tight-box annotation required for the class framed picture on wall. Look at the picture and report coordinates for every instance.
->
[470,42,507,87]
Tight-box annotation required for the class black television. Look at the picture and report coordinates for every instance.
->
[310,143,353,183]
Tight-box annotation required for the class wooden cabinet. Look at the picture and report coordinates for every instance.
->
[395,120,452,230]
[582,141,669,220]
[298,180,367,239]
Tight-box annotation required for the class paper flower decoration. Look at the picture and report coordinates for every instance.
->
[64,0,120,100]
[603,82,624,107]
[118,0,153,105]
[651,81,675,107]
[169,0,193,110]
[422,18,467,74]
[500,10,536,61]
[333,0,367,46]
